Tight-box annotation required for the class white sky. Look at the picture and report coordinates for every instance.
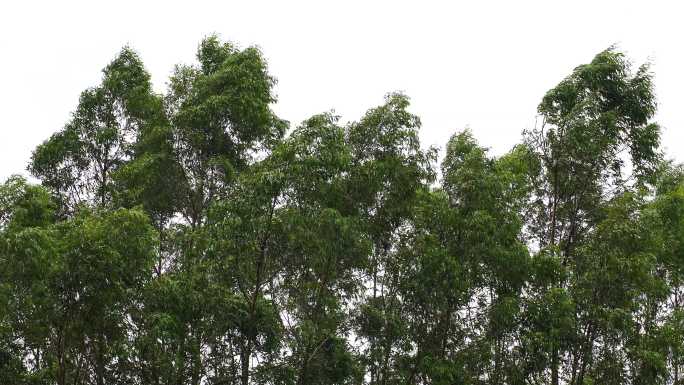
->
[1,1,682,181]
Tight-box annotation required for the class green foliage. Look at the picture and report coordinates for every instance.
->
[30,47,163,212]
[1,185,156,384]
[2,40,682,385]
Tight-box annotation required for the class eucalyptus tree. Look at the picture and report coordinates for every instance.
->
[166,35,286,228]
[199,111,364,385]
[0,177,157,385]
[643,164,684,384]
[379,131,531,385]
[271,113,368,385]
[524,48,660,255]
[29,48,164,212]
[519,48,663,385]
[344,93,436,385]
[199,152,290,385]
[0,176,56,384]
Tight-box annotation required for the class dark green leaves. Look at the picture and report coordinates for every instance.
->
[4,42,683,385]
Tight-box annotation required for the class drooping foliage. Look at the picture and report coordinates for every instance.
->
[2,39,683,385]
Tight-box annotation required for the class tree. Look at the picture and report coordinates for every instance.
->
[1,177,156,385]
[30,48,164,212]
[346,93,436,385]
[519,48,663,385]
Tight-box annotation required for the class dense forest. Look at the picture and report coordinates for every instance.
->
[1,36,683,385]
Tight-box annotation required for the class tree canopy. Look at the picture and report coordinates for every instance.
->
[2,36,683,385]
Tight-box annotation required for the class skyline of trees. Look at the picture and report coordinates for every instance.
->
[1,36,683,385]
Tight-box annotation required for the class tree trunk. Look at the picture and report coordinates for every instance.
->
[551,345,559,385]
[240,342,251,385]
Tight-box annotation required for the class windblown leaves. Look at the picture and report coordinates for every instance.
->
[2,42,683,385]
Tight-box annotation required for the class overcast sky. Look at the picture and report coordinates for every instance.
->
[1,1,682,181]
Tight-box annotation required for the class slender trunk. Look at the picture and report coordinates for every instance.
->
[57,351,66,385]
[493,332,503,384]
[674,287,681,384]
[549,158,562,385]
[156,223,164,277]
[570,349,579,385]
[576,326,595,385]
[296,353,308,385]
[96,340,105,385]
[175,336,186,385]
[405,349,422,385]
[551,345,559,385]
[240,343,251,385]
[57,327,66,385]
